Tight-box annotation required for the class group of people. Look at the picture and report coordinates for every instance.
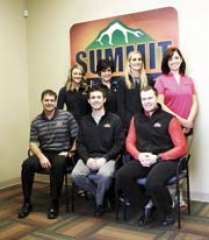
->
[18,47,198,227]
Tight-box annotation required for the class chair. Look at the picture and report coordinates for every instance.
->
[116,154,191,228]
[28,150,76,212]
[71,153,123,212]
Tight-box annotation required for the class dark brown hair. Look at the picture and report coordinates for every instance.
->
[41,89,57,100]
[87,85,106,99]
[161,47,186,75]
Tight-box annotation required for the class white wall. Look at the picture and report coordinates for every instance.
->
[26,0,209,202]
[0,0,29,186]
[0,0,208,202]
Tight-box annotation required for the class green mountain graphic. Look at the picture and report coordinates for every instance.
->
[86,20,155,50]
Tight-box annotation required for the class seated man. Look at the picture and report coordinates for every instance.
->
[71,85,124,216]
[18,89,78,219]
[115,86,187,226]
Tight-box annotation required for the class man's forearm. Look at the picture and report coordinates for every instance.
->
[29,142,44,159]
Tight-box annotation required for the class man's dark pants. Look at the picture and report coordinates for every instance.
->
[21,152,66,204]
[115,160,179,215]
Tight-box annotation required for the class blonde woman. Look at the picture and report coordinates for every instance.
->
[57,64,90,124]
[117,50,154,129]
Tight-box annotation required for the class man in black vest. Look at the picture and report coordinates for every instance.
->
[115,86,188,226]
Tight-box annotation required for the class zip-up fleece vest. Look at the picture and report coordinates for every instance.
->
[134,108,174,155]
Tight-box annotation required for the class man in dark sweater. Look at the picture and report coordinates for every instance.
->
[71,85,124,216]
[115,86,188,226]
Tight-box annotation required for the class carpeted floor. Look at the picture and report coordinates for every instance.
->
[1,182,209,240]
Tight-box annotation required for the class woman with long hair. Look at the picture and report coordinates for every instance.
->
[155,47,198,136]
[117,50,154,129]
[155,46,198,210]
[57,64,89,124]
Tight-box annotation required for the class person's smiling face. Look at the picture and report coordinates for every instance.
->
[168,51,182,72]
[141,89,158,113]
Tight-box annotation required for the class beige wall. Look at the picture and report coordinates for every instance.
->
[1,0,209,202]
[0,0,29,186]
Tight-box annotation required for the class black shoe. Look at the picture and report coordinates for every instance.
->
[94,205,105,217]
[18,202,32,219]
[138,207,154,226]
[47,204,59,219]
[162,213,175,226]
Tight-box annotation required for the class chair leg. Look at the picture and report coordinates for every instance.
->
[186,154,191,215]
[49,174,53,198]
[115,190,120,220]
[64,174,69,212]
[186,172,191,215]
[176,181,181,228]
[71,181,75,212]
[123,203,128,221]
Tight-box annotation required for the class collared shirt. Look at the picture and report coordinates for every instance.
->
[30,109,78,152]
[155,73,196,118]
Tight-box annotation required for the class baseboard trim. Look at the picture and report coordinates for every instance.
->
[0,179,209,203]
[190,191,209,203]
[0,177,21,190]
[0,175,50,190]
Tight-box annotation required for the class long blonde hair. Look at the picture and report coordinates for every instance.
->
[65,64,86,91]
[124,51,148,89]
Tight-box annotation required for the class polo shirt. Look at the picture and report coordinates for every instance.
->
[30,109,78,152]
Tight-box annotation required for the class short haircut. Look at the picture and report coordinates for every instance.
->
[96,58,115,75]
[41,89,57,100]
[140,85,158,97]
[87,85,106,99]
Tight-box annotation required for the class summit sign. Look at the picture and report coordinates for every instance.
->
[70,7,179,79]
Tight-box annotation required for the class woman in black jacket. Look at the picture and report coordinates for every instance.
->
[57,64,90,124]
[117,50,154,130]
[95,58,120,114]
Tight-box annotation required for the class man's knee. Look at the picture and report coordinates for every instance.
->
[146,179,162,193]
[97,175,113,191]
[71,169,80,181]
[72,161,84,179]
[21,156,36,170]
[115,166,128,184]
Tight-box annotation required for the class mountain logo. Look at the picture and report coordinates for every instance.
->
[86,20,155,50]
[70,7,179,79]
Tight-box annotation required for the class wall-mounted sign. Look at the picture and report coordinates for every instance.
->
[70,7,178,79]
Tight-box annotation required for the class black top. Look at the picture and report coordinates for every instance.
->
[57,86,90,124]
[134,105,174,154]
[96,78,120,114]
[77,112,124,162]
[116,75,155,129]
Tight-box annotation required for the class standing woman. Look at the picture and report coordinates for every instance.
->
[117,50,154,129]
[155,47,198,209]
[57,64,89,124]
[96,59,119,114]
[155,47,198,140]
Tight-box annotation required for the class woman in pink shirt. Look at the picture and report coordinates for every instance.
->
[155,47,198,136]
[155,47,198,210]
